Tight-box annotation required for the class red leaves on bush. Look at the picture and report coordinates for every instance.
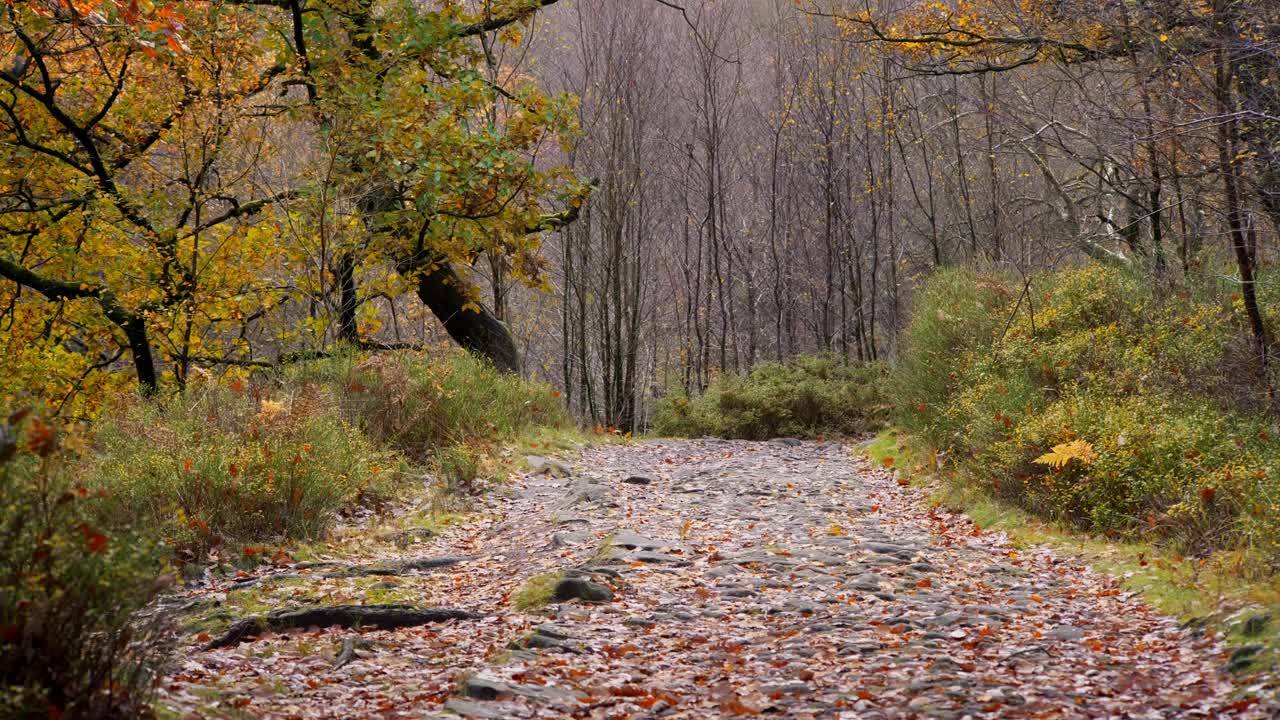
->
[26,418,56,457]
[242,547,259,558]
[78,523,109,554]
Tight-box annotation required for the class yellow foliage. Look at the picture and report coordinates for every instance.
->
[1034,440,1097,469]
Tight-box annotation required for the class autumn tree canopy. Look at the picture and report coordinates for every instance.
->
[0,0,584,413]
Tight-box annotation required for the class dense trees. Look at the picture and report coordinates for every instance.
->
[3,0,1278,430]
[521,0,1280,429]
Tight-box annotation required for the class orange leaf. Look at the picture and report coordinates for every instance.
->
[242,546,259,558]
[719,698,759,716]
[25,418,56,457]
[916,578,932,588]
[78,523,108,554]
[882,457,894,468]
[609,685,648,698]
[196,632,211,643]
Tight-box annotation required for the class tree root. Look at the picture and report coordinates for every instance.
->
[322,556,471,578]
[203,604,481,650]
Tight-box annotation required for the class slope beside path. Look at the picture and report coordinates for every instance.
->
[159,440,1267,718]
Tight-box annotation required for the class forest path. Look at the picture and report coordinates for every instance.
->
[160,440,1263,719]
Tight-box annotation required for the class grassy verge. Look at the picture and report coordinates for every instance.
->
[867,428,1280,677]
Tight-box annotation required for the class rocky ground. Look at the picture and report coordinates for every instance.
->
[157,440,1270,718]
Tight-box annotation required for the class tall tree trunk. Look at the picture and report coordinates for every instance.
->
[336,252,360,344]
[1215,14,1273,404]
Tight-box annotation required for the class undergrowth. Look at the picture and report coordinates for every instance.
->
[894,264,1280,571]
[653,354,889,440]
[287,349,573,490]
[1,412,169,719]
[3,348,575,717]
[89,381,395,558]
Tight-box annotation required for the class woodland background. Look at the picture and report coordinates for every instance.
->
[5,0,1277,431]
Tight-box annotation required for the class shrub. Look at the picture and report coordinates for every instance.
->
[653,355,889,440]
[0,412,169,719]
[971,389,1271,553]
[287,348,571,461]
[896,263,1280,561]
[87,380,393,557]
[890,268,1014,442]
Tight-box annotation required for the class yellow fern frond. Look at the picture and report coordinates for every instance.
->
[1033,440,1096,469]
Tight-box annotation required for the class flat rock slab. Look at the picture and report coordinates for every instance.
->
[607,529,673,551]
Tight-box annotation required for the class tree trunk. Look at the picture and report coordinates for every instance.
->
[336,252,360,344]
[398,252,519,373]
[0,258,157,393]
[1214,10,1274,406]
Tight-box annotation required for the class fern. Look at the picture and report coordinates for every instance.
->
[1033,440,1097,469]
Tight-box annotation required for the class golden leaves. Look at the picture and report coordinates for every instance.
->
[1033,440,1097,469]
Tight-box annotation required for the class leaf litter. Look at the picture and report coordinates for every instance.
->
[156,439,1274,718]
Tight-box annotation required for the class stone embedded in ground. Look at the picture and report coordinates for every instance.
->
[442,698,523,719]
[608,529,671,551]
[550,531,589,548]
[525,455,573,478]
[553,514,589,526]
[635,550,686,564]
[621,473,654,485]
[462,674,581,703]
[553,576,614,603]
[557,479,611,509]
[1048,625,1085,640]
[1242,613,1272,637]
[510,625,584,653]
[1226,644,1264,672]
